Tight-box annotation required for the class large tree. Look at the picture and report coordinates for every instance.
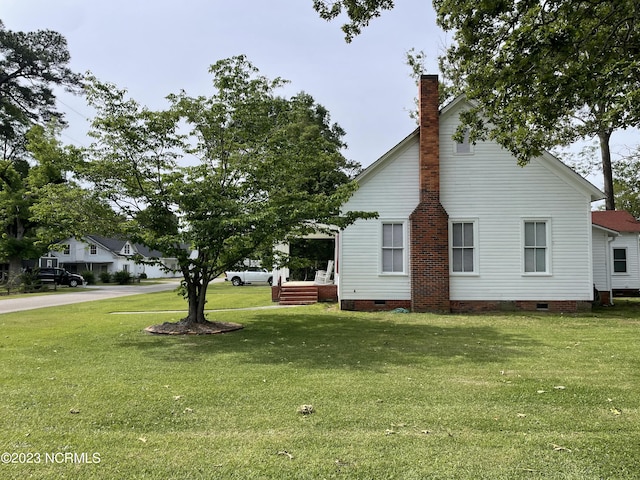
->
[0,20,84,274]
[313,1,640,210]
[84,56,374,333]
[0,20,82,161]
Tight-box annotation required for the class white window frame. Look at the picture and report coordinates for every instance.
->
[380,221,407,275]
[62,244,70,255]
[124,243,131,255]
[522,218,551,275]
[612,247,628,275]
[89,244,97,255]
[449,219,479,275]
[454,128,473,155]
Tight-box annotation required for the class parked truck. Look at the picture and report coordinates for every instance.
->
[224,267,273,286]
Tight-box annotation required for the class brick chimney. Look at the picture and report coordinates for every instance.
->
[409,75,450,312]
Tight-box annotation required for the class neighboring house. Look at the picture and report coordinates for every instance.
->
[592,210,640,297]
[40,235,180,278]
[338,75,604,313]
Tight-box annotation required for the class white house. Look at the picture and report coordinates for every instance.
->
[40,235,180,278]
[592,210,640,297]
[338,75,604,313]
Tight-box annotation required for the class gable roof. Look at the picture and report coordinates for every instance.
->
[592,210,640,233]
[86,235,165,258]
[355,95,604,202]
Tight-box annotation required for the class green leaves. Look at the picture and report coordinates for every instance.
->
[0,20,82,161]
[85,56,373,322]
[312,0,395,42]
[434,0,640,209]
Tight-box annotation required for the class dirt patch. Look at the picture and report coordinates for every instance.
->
[144,319,243,335]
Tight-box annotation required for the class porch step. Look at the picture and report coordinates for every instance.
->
[279,284,318,305]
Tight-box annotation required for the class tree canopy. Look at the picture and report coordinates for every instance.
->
[312,0,395,42]
[84,56,374,332]
[0,20,82,161]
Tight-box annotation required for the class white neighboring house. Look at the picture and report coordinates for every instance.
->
[338,75,604,313]
[40,235,180,278]
[592,211,640,297]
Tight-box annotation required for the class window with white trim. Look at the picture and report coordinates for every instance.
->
[451,221,477,273]
[524,220,549,273]
[613,248,627,273]
[63,244,70,255]
[124,244,131,255]
[382,223,404,273]
[455,128,472,154]
[90,244,97,255]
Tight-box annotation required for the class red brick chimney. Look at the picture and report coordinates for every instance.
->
[409,75,450,312]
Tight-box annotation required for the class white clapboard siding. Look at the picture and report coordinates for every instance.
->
[440,100,595,301]
[339,97,602,304]
[610,233,640,290]
[340,136,419,300]
[592,226,613,293]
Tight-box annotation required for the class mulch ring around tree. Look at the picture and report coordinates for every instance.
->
[145,319,244,335]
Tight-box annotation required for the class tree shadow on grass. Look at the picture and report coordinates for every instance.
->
[119,310,542,370]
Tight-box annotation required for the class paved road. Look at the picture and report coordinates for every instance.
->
[0,280,182,314]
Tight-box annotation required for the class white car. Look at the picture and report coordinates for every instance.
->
[224,267,273,286]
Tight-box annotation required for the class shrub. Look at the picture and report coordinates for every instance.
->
[139,272,147,280]
[113,270,132,285]
[99,272,112,283]
[19,270,41,293]
[81,271,96,285]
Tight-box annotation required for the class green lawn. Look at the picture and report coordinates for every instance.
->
[1,284,639,479]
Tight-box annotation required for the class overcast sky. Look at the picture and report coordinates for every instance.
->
[4,1,636,190]
[4,0,448,169]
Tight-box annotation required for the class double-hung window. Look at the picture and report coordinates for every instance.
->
[613,248,627,273]
[451,220,477,273]
[382,223,404,274]
[524,220,549,273]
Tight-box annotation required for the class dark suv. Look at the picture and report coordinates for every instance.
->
[37,268,84,287]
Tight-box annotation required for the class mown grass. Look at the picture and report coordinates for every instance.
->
[0,285,639,479]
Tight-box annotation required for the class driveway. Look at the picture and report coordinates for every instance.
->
[0,280,181,314]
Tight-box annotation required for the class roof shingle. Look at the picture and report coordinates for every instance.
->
[592,211,640,233]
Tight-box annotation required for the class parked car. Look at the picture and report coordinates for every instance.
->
[37,268,84,287]
[225,267,273,286]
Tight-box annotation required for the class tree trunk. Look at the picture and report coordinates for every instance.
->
[599,130,615,210]
[8,256,23,278]
[181,275,210,325]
